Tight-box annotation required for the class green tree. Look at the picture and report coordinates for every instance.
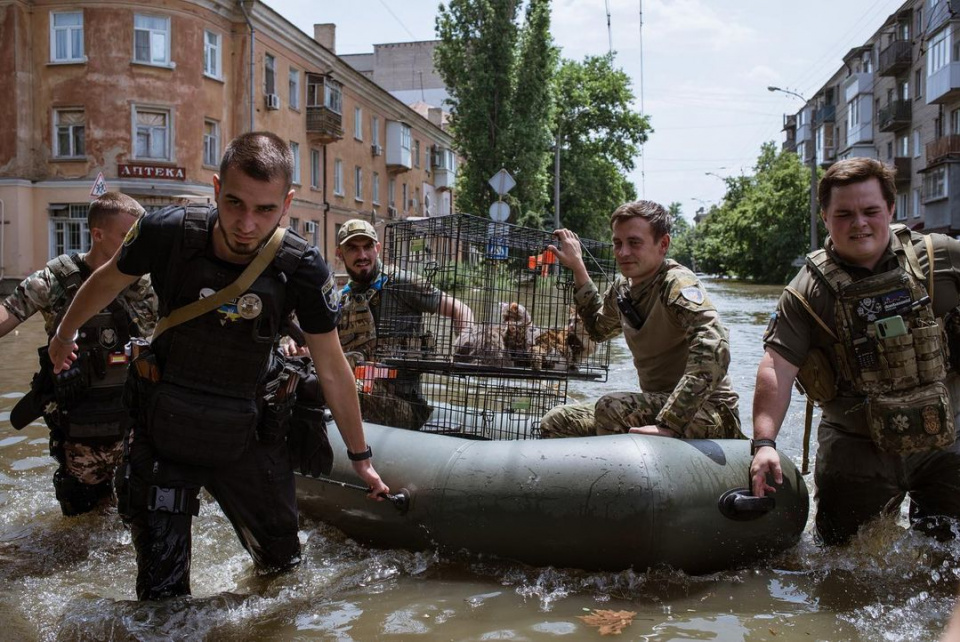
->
[553,54,650,238]
[691,143,812,283]
[435,0,555,224]
[666,202,694,268]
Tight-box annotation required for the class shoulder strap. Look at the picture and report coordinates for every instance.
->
[273,230,309,275]
[151,226,287,343]
[925,234,935,304]
[804,248,853,296]
[784,285,838,341]
[47,254,84,294]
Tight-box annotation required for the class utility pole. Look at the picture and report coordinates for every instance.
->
[769,86,819,252]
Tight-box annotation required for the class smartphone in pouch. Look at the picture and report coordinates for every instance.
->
[875,315,907,339]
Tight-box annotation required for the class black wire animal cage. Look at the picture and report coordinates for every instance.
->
[361,213,615,439]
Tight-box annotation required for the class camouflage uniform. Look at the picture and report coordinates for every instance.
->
[541,259,742,440]
[2,258,157,509]
[767,227,960,544]
[339,262,440,430]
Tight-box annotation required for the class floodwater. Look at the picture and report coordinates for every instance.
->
[1,278,959,641]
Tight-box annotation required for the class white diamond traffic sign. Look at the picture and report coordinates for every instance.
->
[488,169,515,196]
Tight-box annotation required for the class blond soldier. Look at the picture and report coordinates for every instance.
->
[540,200,742,440]
[0,192,156,515]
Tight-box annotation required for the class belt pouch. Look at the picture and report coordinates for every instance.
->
[866,381,956,453]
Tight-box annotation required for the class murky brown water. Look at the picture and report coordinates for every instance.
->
[2,278,959,641]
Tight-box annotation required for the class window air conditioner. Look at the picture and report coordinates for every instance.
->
[304,221,317,233]
[265,94,280,110]
[371,144,383,156]
[387,206,398,219]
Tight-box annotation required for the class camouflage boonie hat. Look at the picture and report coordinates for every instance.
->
[338,219,378,245]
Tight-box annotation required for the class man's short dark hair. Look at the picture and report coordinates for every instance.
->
[88,192,145,229]
[818,157,896,212]
[610,200,671,240]
[219,131,294,190]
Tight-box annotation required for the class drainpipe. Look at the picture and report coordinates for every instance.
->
[238,1,256,132]
[323,145,331,266]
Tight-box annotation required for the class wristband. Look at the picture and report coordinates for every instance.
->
[53,325,78,345]
[750,438,777,456]
[347,446,373,461]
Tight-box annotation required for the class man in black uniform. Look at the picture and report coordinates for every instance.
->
[48,132,388,600]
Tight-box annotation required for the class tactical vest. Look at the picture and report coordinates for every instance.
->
[339,270,388,360]
[47,254,141,439]
[153,205,308,400]
[807,226,953,453]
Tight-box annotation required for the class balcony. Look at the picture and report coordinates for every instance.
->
[878,40,912,77]
[306,106,343,144]
[893,156,912,182]
[926,134,960,165]
[878,100,912,132]
[928,1,960,34]
[928,61,960,105]
[813,104,835,127]
[843,71,874,101]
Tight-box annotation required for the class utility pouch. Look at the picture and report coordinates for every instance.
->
[287,402,333,477]
[148,382,258,466]
[259,392,296,444]
[866,381,955,454]
[795,348,838,403]
[63,389,128,441]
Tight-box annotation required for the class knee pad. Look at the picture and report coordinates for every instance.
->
[53,468,112,517]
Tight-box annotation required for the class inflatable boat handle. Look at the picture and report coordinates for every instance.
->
[312,476,411,513]
[718,488,775,521]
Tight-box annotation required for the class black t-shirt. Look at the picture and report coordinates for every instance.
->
[117,207,339,334]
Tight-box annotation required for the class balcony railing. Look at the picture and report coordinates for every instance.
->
[878,100,912,132]
[813,104,836,127]
[878,40,912,77]
[306,105,343,144]
[893,156,912,181]
[927,134,960,165]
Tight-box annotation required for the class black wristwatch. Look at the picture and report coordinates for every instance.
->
[750,438,776,456]
[347,446,373,461]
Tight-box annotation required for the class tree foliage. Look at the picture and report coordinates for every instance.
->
[435,0,555,224]
[692,143,815,283]
[666,201,694,268]
[553,54,649,238]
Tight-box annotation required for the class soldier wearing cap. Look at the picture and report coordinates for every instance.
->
[540,200,742,440]
[333,218,474,429]
[0,192,157,516]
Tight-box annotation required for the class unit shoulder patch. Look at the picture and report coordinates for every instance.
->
[680,285,705,305]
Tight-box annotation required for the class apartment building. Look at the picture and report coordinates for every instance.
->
[0,0,457,287]
[779,0,960,235]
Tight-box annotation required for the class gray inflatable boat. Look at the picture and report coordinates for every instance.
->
[296,422,809,574]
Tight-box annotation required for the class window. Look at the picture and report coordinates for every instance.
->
[334,159,343,195]
[915,68,923,99]
[289,217,300,234]
[899,80,910,101]
[913,188,922,218]
[354,107,363,140]
[916,8,923,37]
[310,149,321,189]
[388,178,396,206]
[265,54,276,95]
[204,31,221,78]
[928,26,951,76]
[308,221,319,247]
[51,12,84,62]
[53,109,85,158]
[887,141,893,159]
[134,107,170,160]
[923,166,948,201]
[897,134,909,157]
[354,166,363,201]
[203,119,219,167]
[290,141,301,184]
[914,128,922,158]
[862,51,872,74]
[325,79,342,114]
[49,203,90,257]
[402,183,409,212]
[371,116,380,145]
[289,68,300,109]
[413,139,421,168]
[372,172,380,204]
[848,99,859,130]
[400,124,411,152]
[952,108,960,135]
[896,192,909,220]
[134,14,171,66]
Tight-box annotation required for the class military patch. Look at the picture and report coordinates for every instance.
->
[763,312,778,342]
[922,405,942,434]
[99,327,119,349]
[123,214,144,247]
[321,274,339,313]
[680,285,704,305]
[237,293,263,320]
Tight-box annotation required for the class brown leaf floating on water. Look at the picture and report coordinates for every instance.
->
[577,609,637,635]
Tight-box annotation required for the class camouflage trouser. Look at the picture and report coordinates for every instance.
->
[63,439,124,485]
[540,393,743,440]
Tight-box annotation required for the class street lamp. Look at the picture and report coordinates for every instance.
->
[768,85,819,253]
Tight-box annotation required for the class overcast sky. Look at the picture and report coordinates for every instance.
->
[265,0,908,221]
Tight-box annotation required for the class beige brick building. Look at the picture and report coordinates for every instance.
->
[0,0,457,287]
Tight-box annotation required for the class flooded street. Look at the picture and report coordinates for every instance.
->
[2,278,959,641]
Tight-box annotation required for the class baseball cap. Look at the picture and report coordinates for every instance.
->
[337,219,378,245]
